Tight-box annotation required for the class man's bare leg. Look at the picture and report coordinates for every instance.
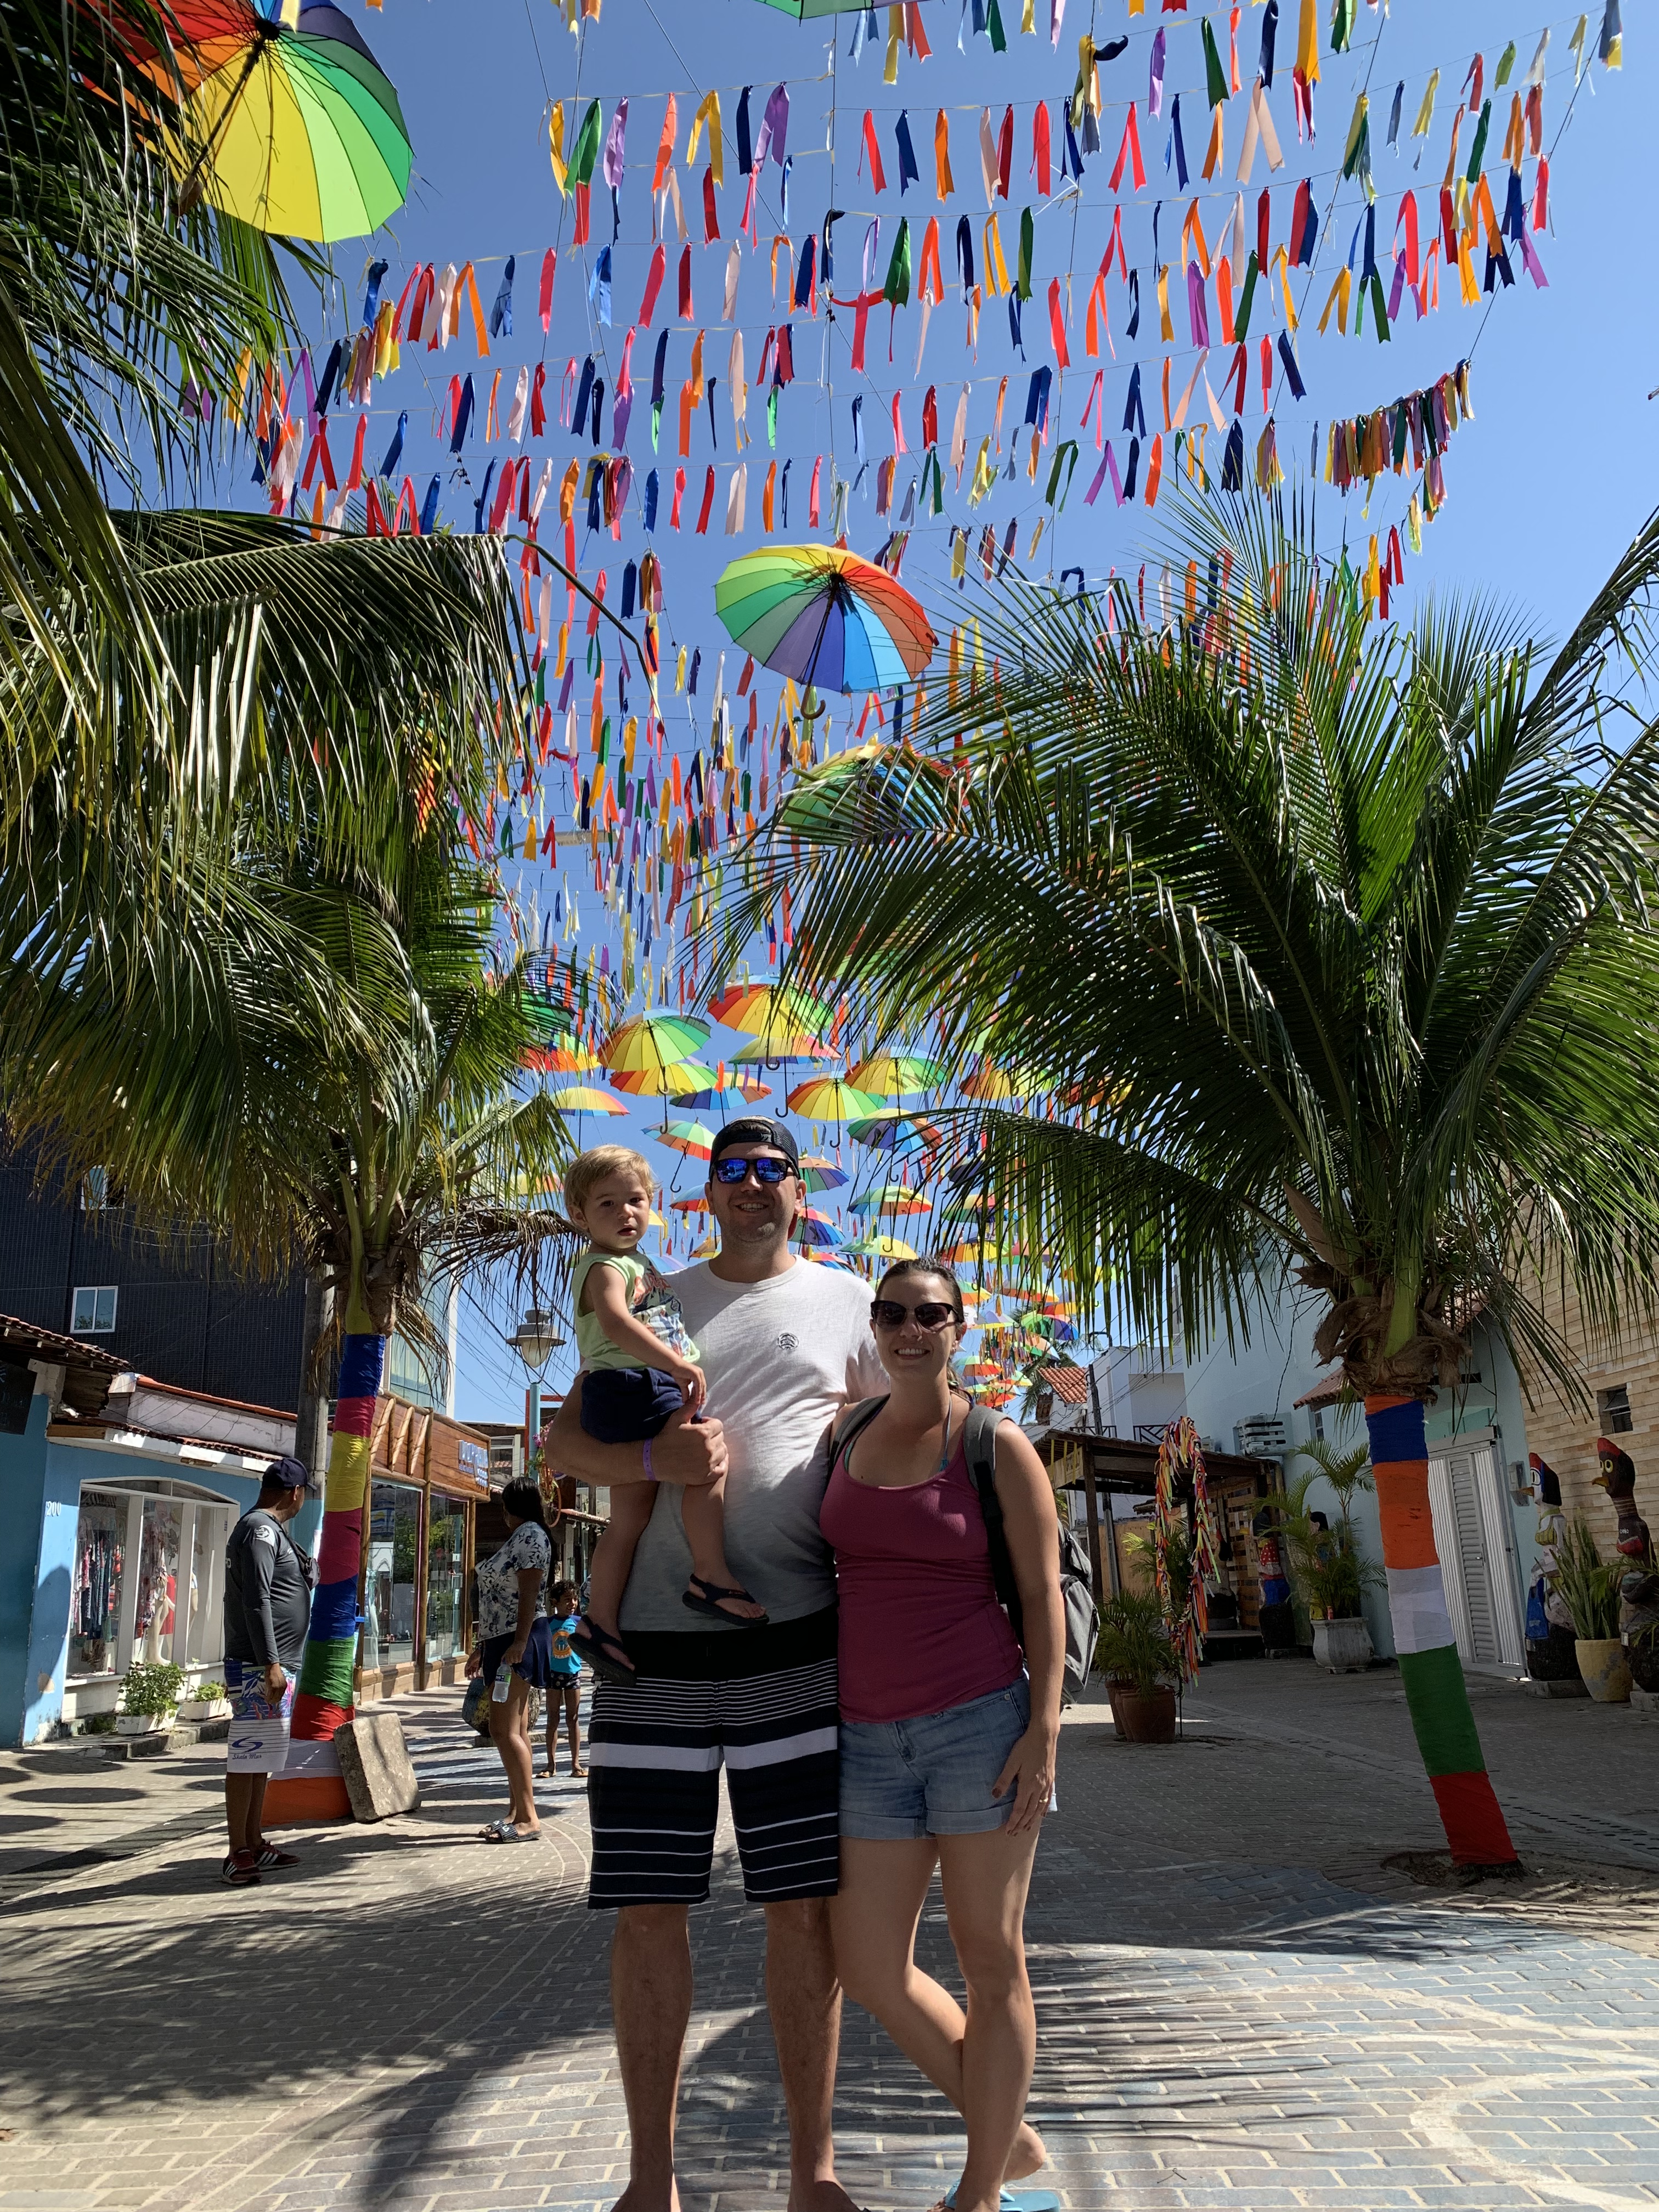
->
[765,1897,861,2212]
[611,1904,692,2212]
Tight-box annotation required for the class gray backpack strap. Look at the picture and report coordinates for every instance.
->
[964,1406,1024,1630]
[834,1393,890,1471]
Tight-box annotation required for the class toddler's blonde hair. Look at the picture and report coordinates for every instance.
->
[565,1144,654,1220]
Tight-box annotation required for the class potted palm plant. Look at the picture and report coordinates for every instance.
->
[1096,1590,1178,1743]
[1275,1441,1381,1672]
[1554,1516,1630,1701]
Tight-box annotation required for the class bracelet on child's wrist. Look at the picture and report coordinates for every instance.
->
[643,1437,656,1482]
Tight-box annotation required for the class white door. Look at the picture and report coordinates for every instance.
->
[1426,1438,1525,1669]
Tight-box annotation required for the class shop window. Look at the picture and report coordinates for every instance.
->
[70,1285,119,1335]
[69,1489,127,1676]
[363,1480,419,1669]
[426,1501,467,1663]
[136,1497,182,1662]
[1598,1383,1634,1435]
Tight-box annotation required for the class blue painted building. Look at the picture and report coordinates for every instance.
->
[1,1316,309,1746]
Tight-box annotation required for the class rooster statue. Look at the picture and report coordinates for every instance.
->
[1594,1435,1652,1558]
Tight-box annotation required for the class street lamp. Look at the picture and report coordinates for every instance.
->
[512,1307,566,1366]
[511,1308,566,1504]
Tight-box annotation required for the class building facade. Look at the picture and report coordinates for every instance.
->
[0,1142,308,1409]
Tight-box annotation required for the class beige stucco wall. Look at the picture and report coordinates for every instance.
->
[1516,1263,1656,1559]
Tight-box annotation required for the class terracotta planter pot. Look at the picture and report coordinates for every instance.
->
[1311,1616,1374,1674]
[1575,1638,1632,1703]
[1107,1680,1177,1743]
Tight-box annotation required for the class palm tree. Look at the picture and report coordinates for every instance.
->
[1,0,548,969]
[15,816,602,1798]
[743,493,1659,1870]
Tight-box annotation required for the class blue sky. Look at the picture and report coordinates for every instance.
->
[267,0,1643,1421]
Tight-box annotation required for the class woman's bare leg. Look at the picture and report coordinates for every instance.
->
[935,1825,1042,2212]
[492,1673,539,1831]
[831,1837,1045,2181]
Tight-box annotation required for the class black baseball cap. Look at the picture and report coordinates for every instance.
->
[708,1117,800,1174]
[260,1454,311,1491]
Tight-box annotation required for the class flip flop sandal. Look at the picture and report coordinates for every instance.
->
[681,1575,769,1625]
[570,1617,638,1686]
[478,1820,541,1842]
[941,2186,1059,2208]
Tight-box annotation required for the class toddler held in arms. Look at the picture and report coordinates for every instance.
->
[563,1146,765,1684]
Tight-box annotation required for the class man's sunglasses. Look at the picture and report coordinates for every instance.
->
[871,1299,958,1330]
[713,1154,794,1184]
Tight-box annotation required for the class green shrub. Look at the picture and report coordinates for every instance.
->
[117,1661,184,1718]
[1095,1589,1176,1694]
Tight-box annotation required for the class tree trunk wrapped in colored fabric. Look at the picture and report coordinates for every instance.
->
[1365,1394,1516,1866]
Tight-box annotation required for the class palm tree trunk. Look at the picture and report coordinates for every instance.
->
[1363,1392,1519,1867]
[265,1316,385,1819]
[291,1321,385,1743]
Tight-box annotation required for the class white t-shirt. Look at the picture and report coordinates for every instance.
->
[618,1258,887,1632]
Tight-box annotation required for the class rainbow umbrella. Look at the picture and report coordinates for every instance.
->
[609,1060,714,1099]
[135,3,414,242]
[708,981,834,1046]
[672,1070,771,1107]
[659,1119,718,1161]
[549,1086,627,1115]
[787,1076,883,1122]
[848,1110,944,1158]
[798,1154,850,1193]
[960,1061,1024,1103]
[847,1052,943,1097]
[844,1233,919,1260]
[793,1207,847,1249]
[603,1012,712,1074]
[715,547,936,696]
[529,1042,605,1074]
[849,1184,931,1217]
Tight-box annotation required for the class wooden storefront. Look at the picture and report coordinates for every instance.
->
[1037,1430,1281,1656]
[354,1395,494,1702]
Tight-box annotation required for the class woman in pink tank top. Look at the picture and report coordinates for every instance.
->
[820,1259,1065,2212]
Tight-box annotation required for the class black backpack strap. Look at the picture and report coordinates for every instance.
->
[833,1393,890,1472]
[964,1405,1024,1635]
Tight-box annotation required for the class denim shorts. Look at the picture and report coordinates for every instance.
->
[839,1676,1030,1840]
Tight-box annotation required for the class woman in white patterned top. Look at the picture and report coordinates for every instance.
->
[465,1479,555,1841]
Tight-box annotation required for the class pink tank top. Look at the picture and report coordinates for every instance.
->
[820,1424,1024,1724]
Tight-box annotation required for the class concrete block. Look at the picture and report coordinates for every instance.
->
[332,1709,420,1821]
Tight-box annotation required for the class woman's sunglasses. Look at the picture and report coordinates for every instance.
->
[870,1299,958,1331]
[713,1154,794,1184]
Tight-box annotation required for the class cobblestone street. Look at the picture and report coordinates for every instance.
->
[2,1663,1657,2212]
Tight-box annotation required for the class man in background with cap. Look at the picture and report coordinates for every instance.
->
[548,1116,887,2212]
[221,1454,317,1886]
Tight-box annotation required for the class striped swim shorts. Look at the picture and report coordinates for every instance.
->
[586,1607,839,1909]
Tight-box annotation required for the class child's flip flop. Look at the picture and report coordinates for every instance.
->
[944,2190,1060,2211]
[681,1575,769,1624]
[570,1616,637,1684]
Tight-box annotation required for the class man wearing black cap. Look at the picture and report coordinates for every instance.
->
[548,1115,886,2212]
[221,1455,317,1886]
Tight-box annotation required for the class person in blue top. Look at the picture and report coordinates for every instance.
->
[544,1579,587,1778]
[563,1144,765,1683]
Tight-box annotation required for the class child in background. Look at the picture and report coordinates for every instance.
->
[563,1146,765,1685]
[544,1581,586,1778]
